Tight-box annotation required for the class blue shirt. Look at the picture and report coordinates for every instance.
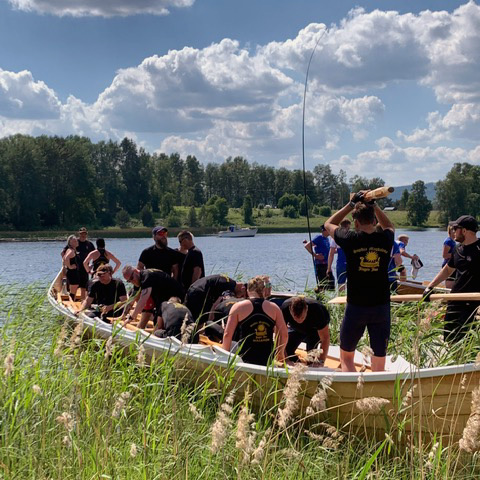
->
[388,241,401,282]
[442,236,456,267]
[312,234,330,265]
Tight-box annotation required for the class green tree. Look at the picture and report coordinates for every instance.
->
[140,205,155,227]
[187,206,199,227]
[215,197,229,225]
[115,209,130,228]
[161,193,175,217]
[283,205,299,218]
[243,195,253,224]
[278,193,300,210]
[166,208,182,228]
[399,189,410,210]
[406,180,432,226]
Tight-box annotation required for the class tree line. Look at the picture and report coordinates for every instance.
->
[0,134,475,230]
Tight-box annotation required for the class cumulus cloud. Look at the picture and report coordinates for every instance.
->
[330,139,480,184]
[0,69,61,119]
[95,39,293,133]
[8,0,194,17]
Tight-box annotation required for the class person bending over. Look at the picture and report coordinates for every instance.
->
[324,193,394,372]
[222,275,288,366]
[281,296,330,367]
[122,266,184,329]
[154,297,198,343]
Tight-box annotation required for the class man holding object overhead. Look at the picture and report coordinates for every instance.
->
[424,215,480,342]
[324,191,394,372]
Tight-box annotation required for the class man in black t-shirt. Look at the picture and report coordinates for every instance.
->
[425,215,480,341]
[138,226,184,280]
[154,297,197,343]
[177,230,205,291]
[76,227,95,297]
[122,266,184,329]
[325,194,394,372]
[75,265,127,321]
[281,296,330,366]
[185,274,246,323]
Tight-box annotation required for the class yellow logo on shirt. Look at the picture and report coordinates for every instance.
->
[359,251,380,272]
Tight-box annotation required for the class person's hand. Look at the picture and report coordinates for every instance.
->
[350,192,365,203]
[422,287,434,302]
[101,305,113,315]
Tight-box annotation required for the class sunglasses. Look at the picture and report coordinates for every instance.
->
[97,272,108,277]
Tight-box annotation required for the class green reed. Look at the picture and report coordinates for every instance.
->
[0,285,479,479]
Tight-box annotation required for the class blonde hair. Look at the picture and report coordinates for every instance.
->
[247,275,267,297]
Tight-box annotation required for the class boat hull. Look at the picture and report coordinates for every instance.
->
[48,279,480,443]
[218,227,258,237]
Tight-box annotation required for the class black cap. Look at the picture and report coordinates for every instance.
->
[453,215,478,232]
[152,226,168,235]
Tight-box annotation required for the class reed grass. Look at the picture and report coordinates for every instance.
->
[1,285,480,479]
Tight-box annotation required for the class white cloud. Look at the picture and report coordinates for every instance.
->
[8,0,194,17]
[330,139,480,185]
[0,69,61,119]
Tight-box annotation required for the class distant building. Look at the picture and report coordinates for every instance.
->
[384,206,397,211]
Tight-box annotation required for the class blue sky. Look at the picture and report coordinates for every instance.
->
[1,0,479,185]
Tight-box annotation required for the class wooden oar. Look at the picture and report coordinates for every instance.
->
[328,292,480,305]
[363,186,394,201]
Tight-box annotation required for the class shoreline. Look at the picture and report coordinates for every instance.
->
[0,225,443,242]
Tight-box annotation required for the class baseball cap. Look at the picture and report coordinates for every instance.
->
[452,215,478,232]
[152,226,168,235]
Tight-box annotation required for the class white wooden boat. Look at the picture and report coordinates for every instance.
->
[218,225,258,237]
[48,276,480,443]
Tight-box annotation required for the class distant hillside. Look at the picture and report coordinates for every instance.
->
[390,182,436,202]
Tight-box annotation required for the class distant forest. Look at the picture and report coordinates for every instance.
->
[0,134,478,230]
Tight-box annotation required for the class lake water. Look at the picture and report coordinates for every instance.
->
[0,229,449,290]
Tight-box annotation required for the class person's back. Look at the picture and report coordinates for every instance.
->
[336,228,393,306]
[139,269,184,305]
[234,298,276,365]
[185,274,238,321]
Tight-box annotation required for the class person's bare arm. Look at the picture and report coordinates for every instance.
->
[191,266,202,285]
[63,249,76,269]
[123,287,152,326]
[171,264,179,281]
[76,296,93,314]
[442,245,452,261]
[394,253,406,281]
[327,246,336,273]
[427,264,455,289]
[208,295,224,322]
[83,251,97,274]
[304,241,324,262]
[271,304,288,363]
[106,251,121,275]
[324,203,354,237]
[156,316,164,331]
[374,204,394,231]
[102,295,127,315]
[317,326,330,363]
[137,260,145,270]
[222,303,241,351]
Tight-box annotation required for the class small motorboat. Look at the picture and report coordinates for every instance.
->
[218,225,258,237]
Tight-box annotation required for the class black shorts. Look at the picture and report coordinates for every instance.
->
[78,268,89,289]
[66,268,79,286]
[340,303,391,357]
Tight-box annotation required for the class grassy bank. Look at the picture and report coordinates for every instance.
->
[1,286,480,478]
[0,209,442,241]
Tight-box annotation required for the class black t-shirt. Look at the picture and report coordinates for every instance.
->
[448,239,480,293]
[77,240,95,269]
[138,245,184,274]
[185,274,237,319]
[160,301,194,335]
[212,297,244,322]
[88,278,126,306]
[281,297,330,335]
[139,269,184,306]
[335,228,394,306]
[180,246,205,291]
